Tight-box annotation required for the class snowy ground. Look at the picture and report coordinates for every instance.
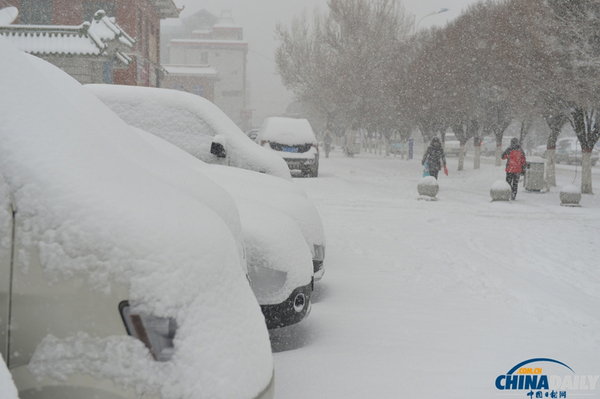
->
[270,148,600,398]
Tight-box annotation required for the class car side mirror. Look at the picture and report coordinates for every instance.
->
[210,142,226,158]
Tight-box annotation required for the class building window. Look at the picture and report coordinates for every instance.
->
[83,1,116,21]
[19,0,53,25]
[193,85,204,97]
[200,52,208,64]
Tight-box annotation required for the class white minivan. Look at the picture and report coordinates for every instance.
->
[1,40,274,399]
[257,117,320,177]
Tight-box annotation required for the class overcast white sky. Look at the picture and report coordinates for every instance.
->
[168,0,481,127]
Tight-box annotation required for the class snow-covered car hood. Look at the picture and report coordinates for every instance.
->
[134,128,314,304]
[206,165,326,252]
[85,84,292,181]
[257,117,318,145]
[236,199,313,305]
[0,39,273,399]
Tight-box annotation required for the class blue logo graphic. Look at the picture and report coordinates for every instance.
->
[495,358,599,398]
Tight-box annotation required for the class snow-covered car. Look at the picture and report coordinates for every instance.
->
[555,140,599,166]
[443,133,463,156]
[135,129,315,329]
[87,88,327,281]
[1,41,274,399]
[85,84,292,181]
[205,164,327,281]
[257,117,320,177]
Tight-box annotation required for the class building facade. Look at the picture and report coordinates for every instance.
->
[2,0,178,86]
[164,10,251,130]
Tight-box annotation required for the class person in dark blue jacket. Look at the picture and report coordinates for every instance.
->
[422,137,448,179]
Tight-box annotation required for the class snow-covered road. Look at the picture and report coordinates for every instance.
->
[271,148,600,398]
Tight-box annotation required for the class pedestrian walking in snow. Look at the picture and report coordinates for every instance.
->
[422,137,448,179]
[324,128,333,158]
[502,138,527,200]
[345,123,359,157]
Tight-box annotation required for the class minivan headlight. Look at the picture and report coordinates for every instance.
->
[119,301,177,362]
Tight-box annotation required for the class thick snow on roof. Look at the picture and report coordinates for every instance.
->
[0,6,18,25]
[0,40,272,399]
[135,129,313,304]
[258,117,318,145]
[0,10,134,63]
[86,84,292,180]
[0,357,18,399]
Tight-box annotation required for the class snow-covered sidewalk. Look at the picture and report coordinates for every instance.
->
[271,149,600,398]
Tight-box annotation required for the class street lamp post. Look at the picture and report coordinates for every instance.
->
[415,8,449,32]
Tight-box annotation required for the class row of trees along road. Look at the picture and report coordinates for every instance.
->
[275,0,600,194]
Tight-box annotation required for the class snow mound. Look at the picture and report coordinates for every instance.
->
[491,180,511,191]
[420,176,439,186]
[561,184,580,194]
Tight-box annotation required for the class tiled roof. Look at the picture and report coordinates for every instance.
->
[0,10,134,64]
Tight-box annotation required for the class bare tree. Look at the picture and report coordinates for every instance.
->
[276,0,413,138]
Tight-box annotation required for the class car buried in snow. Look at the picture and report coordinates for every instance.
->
[85,84,292,181]
[555,139,599,166]
[87,85,327,282]
[134,128,315,329]
[443,133,463,157]
[1,41,275,399]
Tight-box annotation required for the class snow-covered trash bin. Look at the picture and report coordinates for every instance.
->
[418,176,439,200]
[560,185,582,207]
[490,180,512,201]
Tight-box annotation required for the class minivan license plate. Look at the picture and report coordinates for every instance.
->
[282,147,298,153]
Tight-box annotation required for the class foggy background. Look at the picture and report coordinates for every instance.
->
[167,0,479,128]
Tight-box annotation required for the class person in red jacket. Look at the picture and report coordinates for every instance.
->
[502,138,527,200]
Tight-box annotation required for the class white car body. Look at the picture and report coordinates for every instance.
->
[443,133,463,157]
[85,84,291,181]
[206,165,327,280]
[135,129,315,328]
[1,41,274,399]
[257,117,320,177]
